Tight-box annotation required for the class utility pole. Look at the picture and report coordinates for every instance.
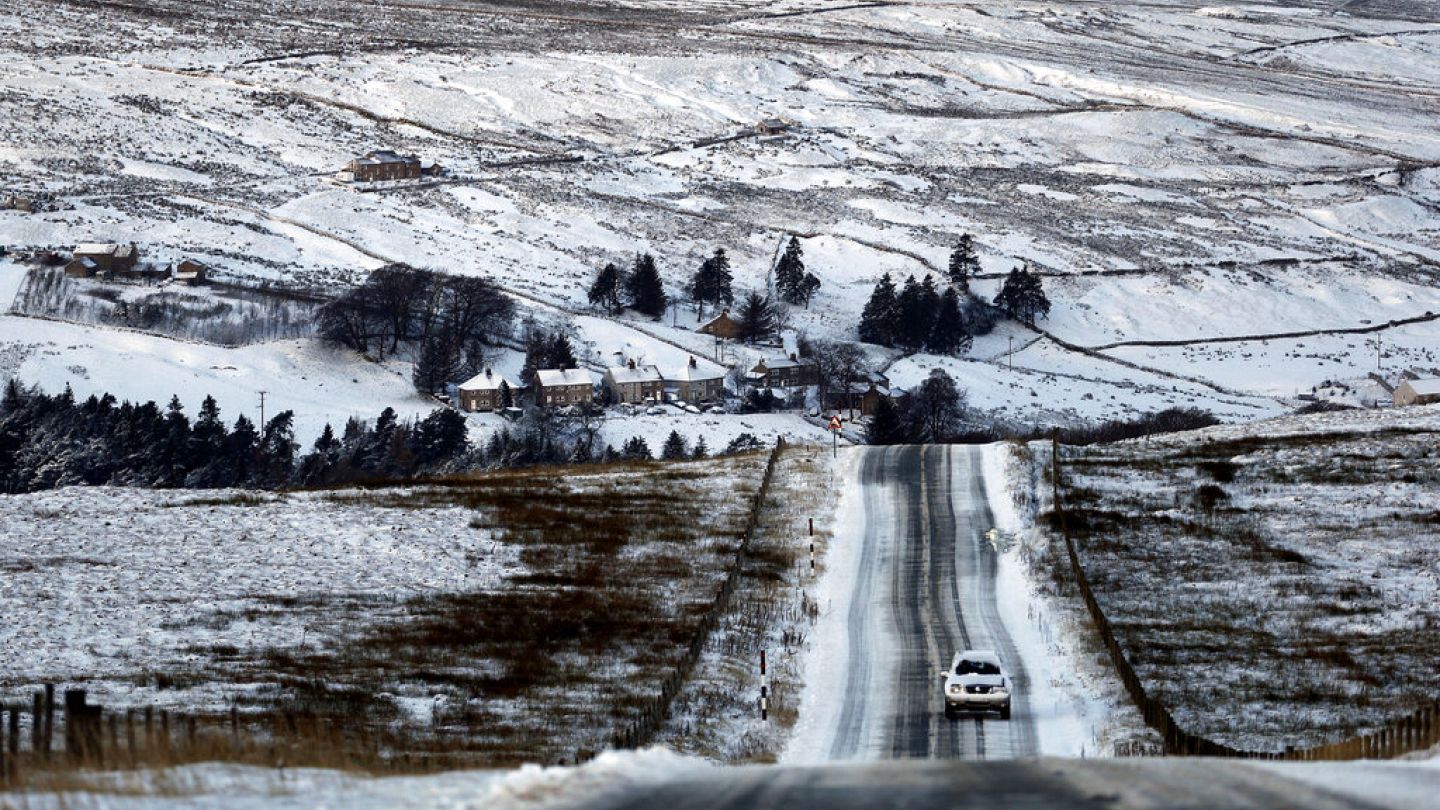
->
[258,390,268,429]
[1008,336,1015,372]
[1375,335,1382,371]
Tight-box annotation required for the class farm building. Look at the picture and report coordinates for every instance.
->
[66,243,139,277]
[604,361,665,404]
[534,368,594,407]
[457,368,518,412]
[338,151,441,183]
[666,357,726,404]
[747,354,818,389]
[172,259,207,285]
[825,381,894,418]
[756,118,791,136]
[697,308,742,341]
[1394,378,1440,407]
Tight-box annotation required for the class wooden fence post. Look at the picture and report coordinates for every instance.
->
[42,685,54,762]
[30,693,41,758]
[6,703,17,782]
[126,709,136,765]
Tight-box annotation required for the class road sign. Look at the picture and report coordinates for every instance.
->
[829,416,842,431]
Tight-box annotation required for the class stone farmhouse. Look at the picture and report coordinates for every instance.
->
[534,368,594,407]
[747,354,819,390]
[458,368,519,412]
[667,356,726,404]
[697,308,742,341]
[1394,378,1440,407]
[604,361,665,405]
[338,150,442,183]
[65,243,139,277]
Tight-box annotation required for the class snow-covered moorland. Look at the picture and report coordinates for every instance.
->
[1046,404,1440,752]
[4,0,1440,436]
[0,453,771,766]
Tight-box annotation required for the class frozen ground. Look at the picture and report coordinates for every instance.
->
[4,0,1439,431]
[1048,404,1440,751]
[0,455,770,764]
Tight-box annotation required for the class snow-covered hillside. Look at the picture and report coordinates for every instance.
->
[3,0,1438,433]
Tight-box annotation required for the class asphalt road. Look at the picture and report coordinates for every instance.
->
[587,444,1440,810]
[830,444,1038,761]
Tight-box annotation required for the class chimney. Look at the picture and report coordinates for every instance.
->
[689,356,697,369]
[789,352,797,361]
[485,368,492,379]
[628,359,636,370]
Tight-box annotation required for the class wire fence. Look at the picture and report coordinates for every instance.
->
[610,438,787,752]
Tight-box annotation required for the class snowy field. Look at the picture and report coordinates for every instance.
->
[0,455,770,764]
[1048,404,1440,751]
[3,0,1439,432]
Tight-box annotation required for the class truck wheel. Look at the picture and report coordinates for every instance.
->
[944,705,956,720]
[1000,704,1011,720]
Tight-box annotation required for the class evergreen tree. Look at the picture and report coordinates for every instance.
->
[689,248,734,316]
[895,275,940,350]
[724,433,764,454]
[299,422,340,484]
[158,395,191,486]
[691,435,709,459]
[993,265,1051,325]
[858,273,899,346]
[795,272,821,309]
[413,328,461,395]
[626,254,668,317]
[948,235,980,291]
[866,395,906,445]
[926,287,973,356]
[587,262,625,314]
[411,408,468,466]
[223,414,259,487]
[549,332,578,370]
[621,435,652,460]
[255,411,297,487]
[190,395,226,464]
[774,237,808,305]
[735,291,779,344]
[661,430,688,460]
[498,379,513,409]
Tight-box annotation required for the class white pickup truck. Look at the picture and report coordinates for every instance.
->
[939,649,1012,720]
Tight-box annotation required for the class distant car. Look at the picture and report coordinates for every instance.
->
[940,650,1011,720]
[646,406,665,416]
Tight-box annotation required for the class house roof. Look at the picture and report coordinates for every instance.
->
[69,257,98,270]
[759,118,789,129]
[607,364,664,384]
[74,243,118,255]
[755,356,811,371]
[668,362,725,383]
[536,368,593,388]
[357,150,419,165]
[1404,378,1440,395]
[459,370,517,392]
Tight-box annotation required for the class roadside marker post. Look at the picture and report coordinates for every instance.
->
[760,650,769,721]
[828,415,842,457]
